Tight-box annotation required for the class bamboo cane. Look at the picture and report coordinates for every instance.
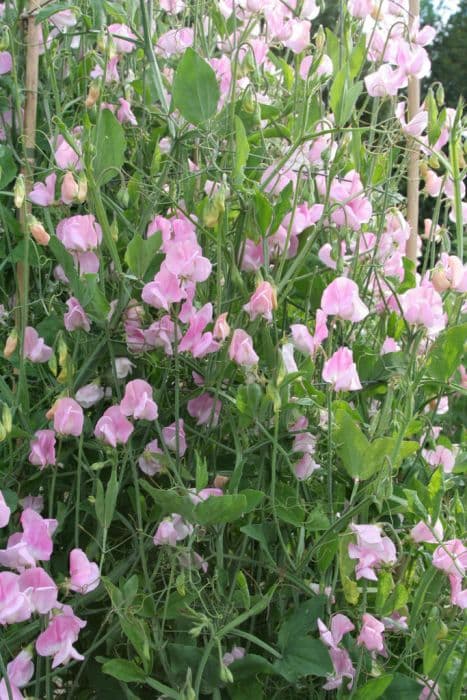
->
[406,0,420,263]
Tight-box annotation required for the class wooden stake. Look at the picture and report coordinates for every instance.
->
[406,0,420,263]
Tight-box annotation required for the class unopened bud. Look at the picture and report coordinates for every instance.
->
[0,422,6,443]
[219,664,234,684]
[116,188,129,208]
[2,404,12,434]
[48,353,57,377]
[213,474,229,489]
[58,336,68,368]
[3,329,18,358]
[203,188,225,228]
[77,173,88,203]
[0,28,9,51]
[85,83,100,108]
[46,401,57,421]
[435,84,444,106]
[315,25,326,51]
[28,216,50,245]
[110,219,119,242]
[14,174,25,209]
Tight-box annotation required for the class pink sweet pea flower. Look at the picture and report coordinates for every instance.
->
[69,548,100,594]
[23,327,52,363]
[94,406,134,447]
[178,550,208,574]
[293,454,320,480]
[321,277,369,322]
[240,239,264,271]
[142,263,187,310]
[117,98,137,125]
[318,614,355,650]
[324,647,356,691]
[75,383,105,408]
[329,170,372,230]
[120,379,158,421]
[0,491,10,528]
[449,574,467,609]
[432,539,467,578]
[223,646,246,667]
[28,429,56,469]
[189,488,223,505]
[283,19,311,53]
[160,0,186,12]
[422,445,455,474]
[114,357,135,379]
[398,281,446,337]
[18,567,58,614]
[213,312,230,341]
[0,51,12,75]
[64,297,91,332]
[138,439,164,476]
[229,329,259,366]
[54,132,83,171]
[53,398,84,437]
[243,281,277,322]
[348,523,397,581]
[364,64,408,97]
[290,324,315,355]
[187,393,222,427]
[164,239,212,283]
[0,650,34,700]
[20,509,57,563]
[178,304,220,358]
[357,614,386,654]
[145,316,176,356]
[108,23,137,53]
[56,214,102,252]
[0,572,31,625]
[29,173,57,206]
[153,514,193,546]
[281,343,298,373]
[348,0,374,17]
[418,679,440,700]
[156,27,194,57]
[36,604,86,668]
[380,337,401,355]
[162,419,187,457]
[410,519,443,543]
[322,347,362,391]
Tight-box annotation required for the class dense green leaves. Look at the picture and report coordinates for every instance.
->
[93,109,126,185]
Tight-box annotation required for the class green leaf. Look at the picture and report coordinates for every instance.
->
[354,675,394,700]
[229,654,274,680]
[382,674,424,699]
[139,481,195,520]
[235,570,251,610]
[120,616,151,669]
[172,48,220,125]
[423,619,439,676]
[275,482,305,526]
[375,572,394,615]
[278,597,326,648]
[425,324,467,383]
[93,109,126,185]
[251,189,273,237]
[95,479,105,528]
[398,257,417,293]
[194,494,248,525]
[102,659,146,683]
[195,451,209,491]
[124,232,162,279]
[35,3,74,23]
[274,637,332,681]
[0,145,17,188]
[104,467,119,529]
[334,409,370,479]
[234,116,250,186]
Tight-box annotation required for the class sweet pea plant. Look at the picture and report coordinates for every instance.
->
[0,0,466,698]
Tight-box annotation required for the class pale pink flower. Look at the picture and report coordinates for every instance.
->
[321,277,369,322]
[29,173,57,206]
[281,343,298,373]
[380,337,401,355]
[318,614,355,650]
[20,509,57,563]
[411,519,444,543]
[138,439,164,476]
[178,304,220,358]
[75,383,104,408]
[240,239,264,271]
[365,64,408,97]
[290,324,315,355]
[0,51,12,75]
[449,574,467,609]
[0,572,31,625]
[322,347,362,391]
[187,393,221,427]
[23,327,52,363]
[229,329,259,366]
[432,539,467,578]
[72,251,100,276]
[418,679,440,700]
[117,98,137,125]
[348,523,397,581]
[19,495,44,513]
[178,550,208,574]
[324,647,355,691]
[432,253,467,293]
[162,419,187,457]
[69,548,100,594]
[94,406,134,447]
[213,312,230,341]
[329,170,372,230]
[156,27,194,57]
[108,23,137,53]
[54,132,82,170]
[142,263,187,310]
[348,0,374,17]
[294,454,320,480]
[0,491,10,528]
[53,398,84,437]
[165,239,211,283]
[160,0,186,12]
[223,646,245,666]
[398,281,446,337]
[36,604,86,668]
[64,297,90,332]
[153,513,193,546]
[28,429,56,469]
[357,614,385,654]
[243,281,277,322]
[422,445,455,474]
[283,19,310,53]
[0,650,34,700]
[60,172,79,204]
[18,567,58,614]
[120,379,158,421]
[145,316,176,356]
[56,214,102,252]
[189,488,223,505]
[114,357,135,379]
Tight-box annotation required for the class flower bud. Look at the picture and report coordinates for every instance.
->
[2,404,12,434]
[85,83,100,108]
[315,25,326,51]
[28,216,50,245]
[14,174,25,209]
[0,421,6,442]
[213,474,229,489]
[48,352,58,376]
[116,188,129,208]
[77,173,88,203]
[3,329,18,358]
[203,189,225,228]
[219,664,234,684]
[435,84,444,106]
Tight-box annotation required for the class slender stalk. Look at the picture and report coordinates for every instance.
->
[406,0,420,262]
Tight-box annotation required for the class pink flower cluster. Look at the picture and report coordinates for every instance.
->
[348,524,397,581]
[432,539,467,609]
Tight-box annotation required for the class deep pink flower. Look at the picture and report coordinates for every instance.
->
[243,281,277,322]
[64,297,90,332]
[53,398,84,437]
[153,514,193,546]
[162,419,187,457]
[94,406,134,447]
[18,567,58,614]
[56,214,102,252]
[321,277,369,322]
[357,614,385,654]
[29,173,57,206]
[120,379,158,421]
[322,347,362,391]
[229,329,259,366]
[108,23,137,53]
[0,573,31,625]
[23,327,52,363]
[28,429,56,469]
[187,393,221,427]
[36,604,86,668]
[69,548,100,594]
[0,491,10,528]
[138,439,164,476]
